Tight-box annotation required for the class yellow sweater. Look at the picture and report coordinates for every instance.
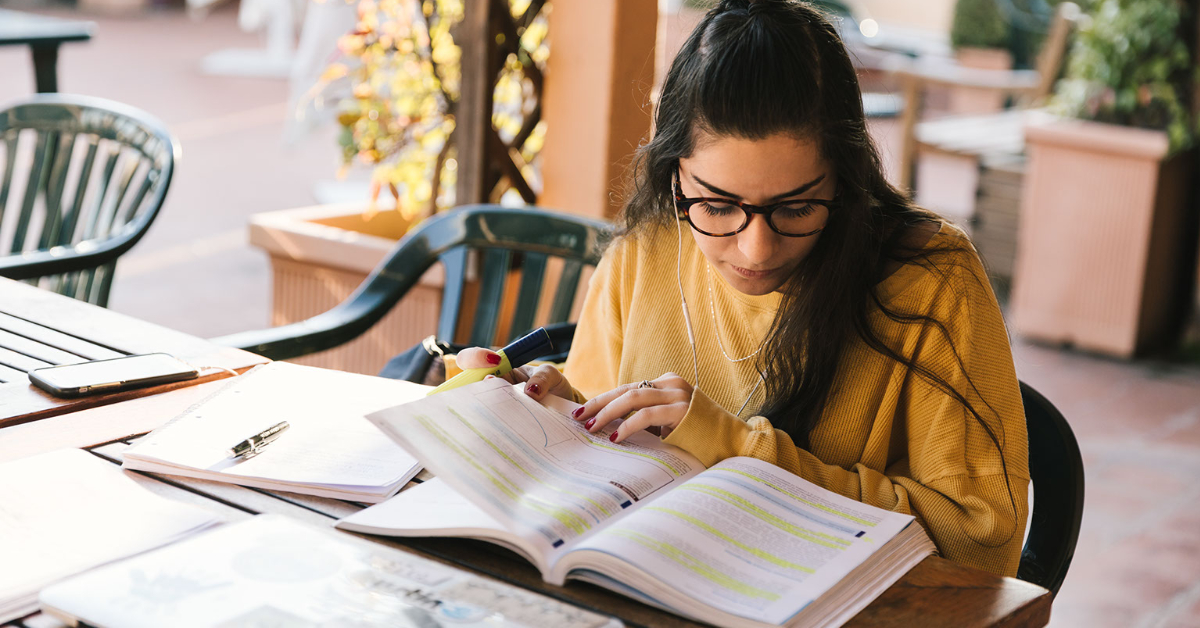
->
[563,223,1029,577]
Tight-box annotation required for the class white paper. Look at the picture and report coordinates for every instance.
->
[340,477,507,533]
[40,515,622,628]
[0,449,221,623]
[123,362,427,497]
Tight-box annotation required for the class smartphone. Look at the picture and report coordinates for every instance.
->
[29,353,200,398]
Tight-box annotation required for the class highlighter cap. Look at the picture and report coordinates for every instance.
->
[503,328,554,368]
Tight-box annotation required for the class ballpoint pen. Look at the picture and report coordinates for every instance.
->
[226,421,290,460]
[428,327,554,395]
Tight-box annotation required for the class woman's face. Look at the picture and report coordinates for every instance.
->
[678,131,837,296]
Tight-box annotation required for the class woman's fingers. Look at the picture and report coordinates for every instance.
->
[582,387,687,435]
[455,347,504,370]
[454,351,574,401]
[573,374,686,423]
[612,403,689,443]
[521,364,566,401]
[573,381,641,422]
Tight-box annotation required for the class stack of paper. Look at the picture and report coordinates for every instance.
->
[122,362,428,502]
[0,449,222,623]
[40,515,623,628]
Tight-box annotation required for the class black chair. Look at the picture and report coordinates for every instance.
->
[0,94,179,306]
[214,204,614,360]
[1017,380,1085,596]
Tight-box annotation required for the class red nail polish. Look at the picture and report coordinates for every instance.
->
[609,431,619,443]
[572,407,584,419]
[525,383,540,395]
[585,418,595,430]
[487,353,501,365]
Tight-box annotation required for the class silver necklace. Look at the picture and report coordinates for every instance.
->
[704,263,767,418]
[706,263,768,363]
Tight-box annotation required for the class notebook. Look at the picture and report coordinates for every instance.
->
[344,378,938,628]
[39,514,623,628]
[121,362,428,502]
[0,449,222,623]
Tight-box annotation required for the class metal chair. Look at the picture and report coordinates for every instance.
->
[214,204,614,360]
[0,94,179,306]
[1018,380,1085,596]
[890,2,1082,192]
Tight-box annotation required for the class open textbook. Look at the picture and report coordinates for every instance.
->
[343,379,937,628]
[0,449,221,623]
[122,362,428,502]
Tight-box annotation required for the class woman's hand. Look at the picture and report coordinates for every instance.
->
[455,347,575,402]
[570,373,693,443]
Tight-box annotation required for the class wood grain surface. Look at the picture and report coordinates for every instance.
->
[0,277,267,429]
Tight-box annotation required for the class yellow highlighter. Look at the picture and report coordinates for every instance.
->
[428,327,554,395]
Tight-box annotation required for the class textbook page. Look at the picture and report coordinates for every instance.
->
[560,457,924,626]
[335,477,543,565]
[366,378,704,567]
[123,362,427,500]
[0,449,221,623]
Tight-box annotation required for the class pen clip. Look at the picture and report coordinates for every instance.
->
[226,421,289,461]
[241,439,270,460]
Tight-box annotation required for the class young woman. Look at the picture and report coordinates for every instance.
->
[457,0,1028,577]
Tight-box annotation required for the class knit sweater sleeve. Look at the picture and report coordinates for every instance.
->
[563,242,627,404]
[663,250,1030,577]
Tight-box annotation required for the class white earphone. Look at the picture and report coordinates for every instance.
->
[676,215,701,390]
[676,204,765,419]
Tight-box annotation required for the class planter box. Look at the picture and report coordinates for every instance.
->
[249,203,444,375]
[1011,116,1196,358]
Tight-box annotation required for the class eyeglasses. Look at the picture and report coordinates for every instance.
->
[673,166,838,238]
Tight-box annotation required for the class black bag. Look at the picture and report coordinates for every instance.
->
[378,322,577,385]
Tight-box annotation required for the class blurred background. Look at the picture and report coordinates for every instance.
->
[2,0,1200,625]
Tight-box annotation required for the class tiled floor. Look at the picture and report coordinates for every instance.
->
[1013,342,1200,627]
[3,4,1200,626]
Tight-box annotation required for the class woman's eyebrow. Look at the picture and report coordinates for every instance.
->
[692,173,827,200]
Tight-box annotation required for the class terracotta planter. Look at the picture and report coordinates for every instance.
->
[249,203,444,375]
[1011,116,1196,358]
[950,47,1013,114]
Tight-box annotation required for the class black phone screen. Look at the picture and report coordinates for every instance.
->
[30,353,199,396]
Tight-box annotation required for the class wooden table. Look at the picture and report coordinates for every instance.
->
[0,279,1053,628]
[0,9,95,93]
[0,277,267,429]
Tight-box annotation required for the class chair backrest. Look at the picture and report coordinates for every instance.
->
[0,94,178,306]
[433,207,613,348]
[1029,2,1082,103]
[219,205,615,361]
[1018,380,1085,596]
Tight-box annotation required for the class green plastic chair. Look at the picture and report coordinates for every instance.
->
[0,94,179,306]
[214,205,615,360]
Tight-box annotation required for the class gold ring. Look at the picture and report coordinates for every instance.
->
[638,380,654,389]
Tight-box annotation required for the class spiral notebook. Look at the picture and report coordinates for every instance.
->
[121,362,429,502]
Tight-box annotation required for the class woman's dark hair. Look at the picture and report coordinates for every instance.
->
[622,0,1018,544]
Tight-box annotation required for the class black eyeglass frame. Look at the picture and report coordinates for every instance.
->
[672,167,839,238]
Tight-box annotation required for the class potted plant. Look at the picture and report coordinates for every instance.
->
[1011,0,1198,358]
[250,0,549,374]
[947,0,1014,112]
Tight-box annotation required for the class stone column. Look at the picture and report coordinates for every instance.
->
[539,0,658,220]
